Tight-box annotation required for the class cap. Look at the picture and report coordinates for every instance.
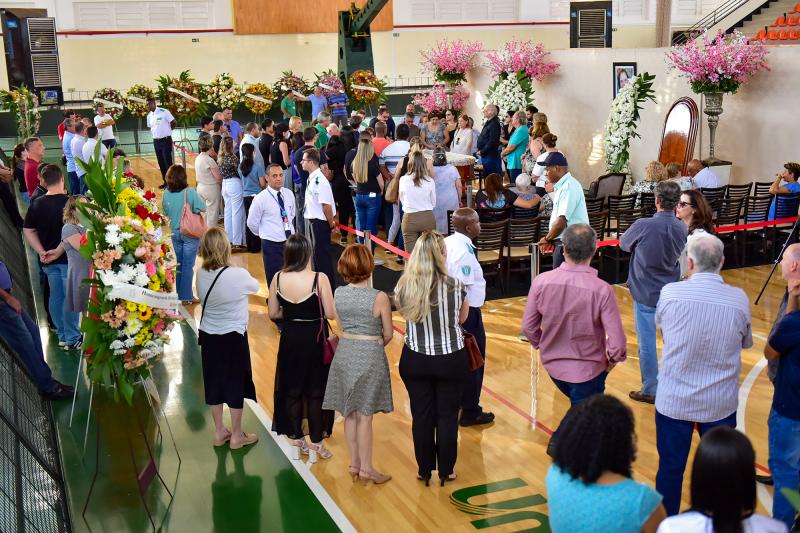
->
[538,152,568,167]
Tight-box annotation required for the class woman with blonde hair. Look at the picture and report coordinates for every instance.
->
[395,231,469,486]
[399,151,436,254]
[196,226,260,449]
[288,116,303,135]
[632,160,668,203]
[323,244,394,484]
[61,195,90,347]
[347,133,384,253]
[450,114,473,156]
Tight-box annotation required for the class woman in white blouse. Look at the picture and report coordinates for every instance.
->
[399,151,436,254]
[196,227,261,450]
[195,134,223,229]
[450,114,474,156]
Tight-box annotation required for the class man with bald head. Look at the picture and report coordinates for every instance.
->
[686,158,720,189]
[477,104,502,176]
[764,243,800,528]
[445,208,495,426]
[654,232,752,515]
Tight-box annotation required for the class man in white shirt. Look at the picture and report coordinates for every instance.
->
[145,97,177,189]
[71,122,88,194]
[93,103,117,149]
[302,149,337,287]
[247,163,296,288]
[686,159,721,189]
[83,126,108,167]
[445,208,495,427]
[240,122,264,168]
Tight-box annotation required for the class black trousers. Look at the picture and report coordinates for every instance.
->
[242,196,261,253]
[101,139,117,149]
[552,242,565,269]
[460,307,487,420]
[261,239,285,288]
[333,183,354,232]
[399,345,468,478]
[308,218,336,288]
[153,136,174,180]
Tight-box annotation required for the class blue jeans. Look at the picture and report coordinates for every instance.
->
[655,409,737,515]
[0,301,57,393]
[42,263,81,344]
[550,371,608,442]
[21,191,30,206]
[634,301,658,395]
[67,171,80,195]
[172,233,200,301]
[480,153,502,176]
[355,194,381,249]
[769,408,800,529]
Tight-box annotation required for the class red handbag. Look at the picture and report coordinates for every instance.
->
[315,274,339,364]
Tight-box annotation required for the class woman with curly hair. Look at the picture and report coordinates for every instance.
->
[632,161,668,204]
[676,189,714,278]
[546,394,666,532]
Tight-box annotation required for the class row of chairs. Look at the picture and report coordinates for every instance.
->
[753,27,800,41]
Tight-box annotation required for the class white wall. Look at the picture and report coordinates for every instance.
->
[463,46,800,186]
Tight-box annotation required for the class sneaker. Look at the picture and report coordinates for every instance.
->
[374,259,385,266]
[459,411,495,427]
[628,390,656,404]
[65,338,83,351]
[58,341,67,347]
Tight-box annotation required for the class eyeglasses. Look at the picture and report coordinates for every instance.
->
[678,201,695,208]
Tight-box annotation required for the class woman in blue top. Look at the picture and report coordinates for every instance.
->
[161,164,206,304]
[546,394,666,533]
[501,111,529,183]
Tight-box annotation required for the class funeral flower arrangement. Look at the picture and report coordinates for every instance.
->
[206,73,244,110]
[77,147,180,403]
[485,40,559,112]
[603,72,656,173]
[413,83,469,113]
[666,30,769,94]
[273,71,311,100]
[420,38,482,85]
[315,69,346,98]
[156,70,208,125]
[125,84,156,118]
[0,85,40,138]
[244,82,274,115]
[93,88,125,119]
[347,69,386,110]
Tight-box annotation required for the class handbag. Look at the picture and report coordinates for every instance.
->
[384,175,400,203]
[315,273,339,364]
[462,329,484,371]
[197,266,228,344]
[179,189,207,239]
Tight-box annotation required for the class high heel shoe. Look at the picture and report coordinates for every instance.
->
[417,474,431,487]
[307,441,332,463]
[359,469,391,485]
[439,473,457,487]
[349,465,360,482]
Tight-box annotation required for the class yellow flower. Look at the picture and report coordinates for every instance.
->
[148,280,161,291]
[126,301,137,312]
[137,303,147,312]
[139,307,152,321]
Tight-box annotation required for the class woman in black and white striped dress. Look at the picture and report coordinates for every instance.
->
[395,231,469,487]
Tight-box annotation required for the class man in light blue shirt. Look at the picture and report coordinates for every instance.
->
[536,152,589,268]
[223,107,242,153]
[768,162,800,220]
[62,118,79,194]
[308,86,328,121]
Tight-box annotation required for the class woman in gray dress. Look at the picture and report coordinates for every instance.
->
[61,195,90,315]
[323,244,394,485]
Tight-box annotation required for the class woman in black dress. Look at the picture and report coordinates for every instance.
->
[325,134,354,243]
[268,234,336,462]
[270,122,291,188]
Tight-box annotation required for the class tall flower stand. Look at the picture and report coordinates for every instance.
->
[701,92,731,182]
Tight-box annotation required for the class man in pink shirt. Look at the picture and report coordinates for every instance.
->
[522,223,627,455]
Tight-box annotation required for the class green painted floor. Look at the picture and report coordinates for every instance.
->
[42,311,340,532]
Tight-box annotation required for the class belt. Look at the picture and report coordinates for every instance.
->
[153,136,172,141]
[340,332,382,342]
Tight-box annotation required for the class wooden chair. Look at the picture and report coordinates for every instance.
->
[700,186,726,215]
[725,183,752,202]
[716,198,745,266]
[741,195,773,263]
[447,210,455,236]
[505,217,542,287]
[753,181,773,196]
[638,192,657,217]
[771,193,800,260]
[474,220,508,294]
[606,194,637,236]
[476,207,510,224]
[587,173,626,204]
[588,211,608,276]
[604,208,644,283]
[585,197,605,214]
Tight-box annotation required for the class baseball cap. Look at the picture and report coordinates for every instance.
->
[538,152,568,167]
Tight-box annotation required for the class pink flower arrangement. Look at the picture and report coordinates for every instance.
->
[315,70,345,98]
[666,30,769,94]
[485,40,560,81]
[420,39,482,84]
[413,83,470,113]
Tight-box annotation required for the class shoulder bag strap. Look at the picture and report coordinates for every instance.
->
[199,266,229,329]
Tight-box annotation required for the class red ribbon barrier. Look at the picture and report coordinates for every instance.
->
[173,143,198,158]
[714,216,797,233]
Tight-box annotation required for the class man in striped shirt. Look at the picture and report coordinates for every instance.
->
[654,232,752,516]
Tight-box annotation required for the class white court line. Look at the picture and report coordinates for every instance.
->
[740,332,772,513]
[179,304,357,532]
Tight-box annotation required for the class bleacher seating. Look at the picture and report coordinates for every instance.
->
[752,11,800,42]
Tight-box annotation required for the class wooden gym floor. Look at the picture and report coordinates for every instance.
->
[132,155,783,532]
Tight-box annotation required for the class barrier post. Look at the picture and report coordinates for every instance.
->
[466,183,473,208]
[179,144,186,167]
[530,243,540,282]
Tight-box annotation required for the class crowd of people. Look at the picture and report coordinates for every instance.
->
[0,86,799,532]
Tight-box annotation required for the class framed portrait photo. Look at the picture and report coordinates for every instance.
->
[613,62,637,98]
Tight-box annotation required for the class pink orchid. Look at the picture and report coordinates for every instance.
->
[420,39,482,77]
[485,40,560,80]
[413,84,470,113]
[154,320,165,335]
[145,261,156,277]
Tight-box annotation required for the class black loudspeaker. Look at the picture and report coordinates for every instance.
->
[1,8,63,105]
[569,1,613,48]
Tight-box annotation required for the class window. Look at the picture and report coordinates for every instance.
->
[73,1,214,30]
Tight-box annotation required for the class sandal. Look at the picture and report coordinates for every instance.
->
[307,441,332,463]
[289,439,308,460]
[213,430,232,447]
[349,465,360,482]
[230,432,258,450]
[359,469,391,485]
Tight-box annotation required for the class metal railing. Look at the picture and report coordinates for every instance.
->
[671,0,754,44]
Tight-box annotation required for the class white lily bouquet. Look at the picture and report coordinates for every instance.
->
[603,73,656,173]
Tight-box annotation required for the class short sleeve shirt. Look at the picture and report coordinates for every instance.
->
[444,232,486,307]
[146,107,175,139]
[315,124,329,149]
[161,188,206,234]
[281,96,296,117]
[23,194,69,264]
[507,125,529,170]
[328,93,349,117]
[308,94,328,119]
[304,168,336,220]
[770,310,800,420]
[194,153,218,186]
[94,114,115,140]
[550,173,590,237]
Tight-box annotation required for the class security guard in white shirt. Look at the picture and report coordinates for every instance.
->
[145,97,177,188]
[444,208,495,427]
